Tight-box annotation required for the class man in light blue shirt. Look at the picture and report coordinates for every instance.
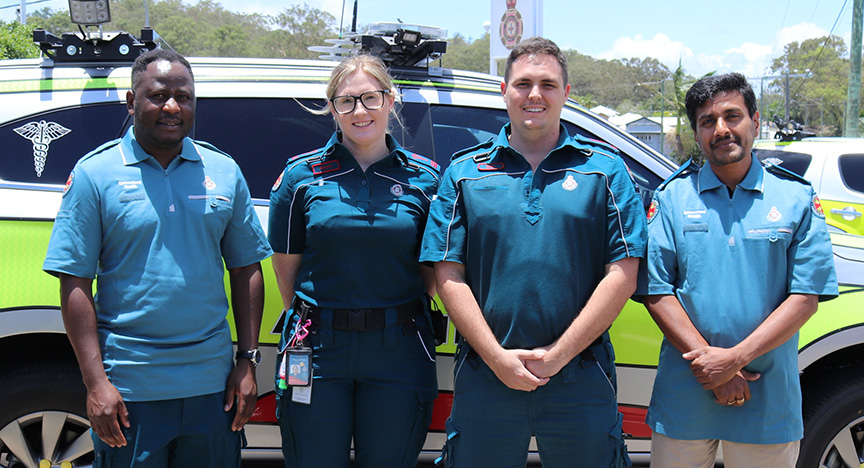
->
[641,73,837,467]
[43,49,272,467]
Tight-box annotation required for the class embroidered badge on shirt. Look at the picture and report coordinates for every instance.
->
[562,174,578,191]
[272,171,284,192]
[391,184,404,197]
[62,171,74,196]
[646,199,659,223]
[812,195,825,218]
[311,160,341,175]
[203,176,216,190]
[767,206,782,222]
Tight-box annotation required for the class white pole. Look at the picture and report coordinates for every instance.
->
[19,0,26,24]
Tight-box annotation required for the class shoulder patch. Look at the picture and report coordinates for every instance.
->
[272,170,285,192]
[62,171,74,196]
[311,160,341,175]
[656,159,699,192]
[811,194,825,218]
[646,198,659,224]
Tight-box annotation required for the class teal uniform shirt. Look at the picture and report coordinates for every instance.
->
[43,127,272,402]
[420,124,646,349]
[268,132,440,309]
[644,156,838,443]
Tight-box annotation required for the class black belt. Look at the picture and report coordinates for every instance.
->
[299,298,425,332]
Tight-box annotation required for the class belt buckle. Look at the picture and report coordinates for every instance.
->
[346,309,373,331]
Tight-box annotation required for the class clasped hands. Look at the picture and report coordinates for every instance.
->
[683,346,761,407]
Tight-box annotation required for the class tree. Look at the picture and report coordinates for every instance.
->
[264,4,337,60]
[444,33,489,73]
[0,20,39,59]
[770,36,850,136]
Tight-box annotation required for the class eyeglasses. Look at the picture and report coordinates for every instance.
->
[330,90,390,115]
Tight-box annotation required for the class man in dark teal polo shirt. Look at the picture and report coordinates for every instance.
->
[420,37,645,468]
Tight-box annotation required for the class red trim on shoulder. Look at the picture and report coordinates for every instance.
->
[410,153,440,170]
[477,162,505,171]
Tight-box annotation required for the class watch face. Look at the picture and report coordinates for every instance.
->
[252,349,262,365]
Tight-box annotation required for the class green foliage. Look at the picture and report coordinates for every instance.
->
[770,35,850,136]
[0,20,39,59]
[444,33,490,73]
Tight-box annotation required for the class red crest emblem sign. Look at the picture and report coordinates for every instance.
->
[499,0,523,50]
[646,199,659,223]
[811,195,825,218]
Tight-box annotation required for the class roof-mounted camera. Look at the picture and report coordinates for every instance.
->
[773,115,815,142]
[309,22,448,69]
[33,0,157,67]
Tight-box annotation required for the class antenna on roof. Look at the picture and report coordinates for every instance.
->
[309,22,447,68]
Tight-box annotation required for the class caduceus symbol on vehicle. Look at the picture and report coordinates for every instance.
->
[14,120,72,177]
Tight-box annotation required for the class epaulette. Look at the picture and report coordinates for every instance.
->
[79,138,121,162]
[656,159,699,192]
[193,139,233,159]
[762,160,811,185]
[571,133,620,156]
[405,152,441,173]
[287,147,326,165]
[450,138,495,161]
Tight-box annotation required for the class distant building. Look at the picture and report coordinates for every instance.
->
[625,117,663,154]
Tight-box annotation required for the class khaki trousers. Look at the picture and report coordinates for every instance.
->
[650,432,800,468]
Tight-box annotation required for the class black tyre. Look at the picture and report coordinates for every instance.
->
[0,361,92,468]
[797,369,864,468]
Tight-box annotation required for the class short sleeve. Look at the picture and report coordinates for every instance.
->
[43,167,102,278]
[268,167,306,255]
[645,191,679,296]
[220,164,272,269]
[787,189,839,300]
[605,157,647,264]
[420,166,466,265]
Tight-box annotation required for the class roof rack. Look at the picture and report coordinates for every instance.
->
[309,22,448,68]
[33,28,158,68]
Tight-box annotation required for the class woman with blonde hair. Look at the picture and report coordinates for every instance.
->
[268,54,440,467]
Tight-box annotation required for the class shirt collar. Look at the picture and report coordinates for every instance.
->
[697,153,764,194]
[492,123,575,158]
[119,126,200,166]
[322,131,412,166]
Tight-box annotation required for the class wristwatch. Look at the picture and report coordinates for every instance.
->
[236,349,262,367]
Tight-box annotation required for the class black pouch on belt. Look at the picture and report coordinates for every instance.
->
[426,294,448,346]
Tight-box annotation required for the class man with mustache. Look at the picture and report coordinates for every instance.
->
[640,73,837,467]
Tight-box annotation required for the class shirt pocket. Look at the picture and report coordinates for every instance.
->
[745,225,794,244]
[186,194,233,227]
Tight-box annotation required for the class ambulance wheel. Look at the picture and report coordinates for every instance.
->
[0,361,93,468]
[797,369,864,468]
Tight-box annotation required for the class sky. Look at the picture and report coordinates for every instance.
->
[1,0,856,80]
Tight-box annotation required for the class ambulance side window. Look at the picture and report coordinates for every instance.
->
[0,103,128,185]
[193,98,334,200]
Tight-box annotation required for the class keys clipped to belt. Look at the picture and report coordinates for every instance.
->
[278,304,313,390]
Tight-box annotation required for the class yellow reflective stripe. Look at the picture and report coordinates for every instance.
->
[831,232,864,249]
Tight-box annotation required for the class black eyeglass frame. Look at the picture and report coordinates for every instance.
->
[329,89,391,115]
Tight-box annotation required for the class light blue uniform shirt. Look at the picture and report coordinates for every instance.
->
[644,156,838,443]
[421,124,646,349]
[44,127,272,401]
